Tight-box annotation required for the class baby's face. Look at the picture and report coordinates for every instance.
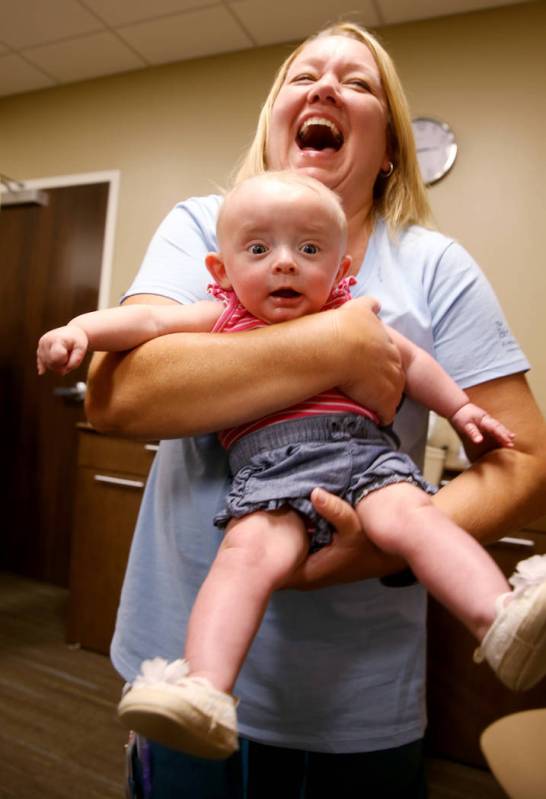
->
[215,179,350,324]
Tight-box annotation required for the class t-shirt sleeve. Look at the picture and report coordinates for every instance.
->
[425,239,530,388]
[122,195,222,305]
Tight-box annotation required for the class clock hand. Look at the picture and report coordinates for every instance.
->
[417,146,439,153]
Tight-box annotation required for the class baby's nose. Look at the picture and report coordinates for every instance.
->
[273,261,297,274]
[272,250,297,274]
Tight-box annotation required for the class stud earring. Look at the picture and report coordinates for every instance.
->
[380,162,394,178]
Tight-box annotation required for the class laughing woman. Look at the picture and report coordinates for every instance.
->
[86,22,546,799]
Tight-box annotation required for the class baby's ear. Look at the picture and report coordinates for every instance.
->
[205,252,232,289]
[336,254,352,282]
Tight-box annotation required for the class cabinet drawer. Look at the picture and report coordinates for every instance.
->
[67,466,146,653]
[488,528,546,572]
[77,427,157,475]
[523,514,546,534]
[68,427,157,653]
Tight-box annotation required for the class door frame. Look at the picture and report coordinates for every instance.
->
[3,170,120,309]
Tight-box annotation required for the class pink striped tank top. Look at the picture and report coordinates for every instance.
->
[209,278,379,450]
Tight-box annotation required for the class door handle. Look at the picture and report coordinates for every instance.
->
[494,536,535,549]
[53,381,86,402]
[94,475,145,489]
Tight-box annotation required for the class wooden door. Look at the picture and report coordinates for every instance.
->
[0,183,109,586]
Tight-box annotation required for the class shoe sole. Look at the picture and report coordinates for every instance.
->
[497,581,546,691]
[118,687,238,759]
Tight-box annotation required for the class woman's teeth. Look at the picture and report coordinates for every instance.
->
[297,118,343,151]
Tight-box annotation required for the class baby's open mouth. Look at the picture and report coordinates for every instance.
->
[271,289,302,298]
[297,118,343,151]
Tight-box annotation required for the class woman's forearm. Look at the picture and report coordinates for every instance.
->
[432,374,546,542]
[85,295,404,440]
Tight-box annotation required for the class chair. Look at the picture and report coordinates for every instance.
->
[480,709,546,798]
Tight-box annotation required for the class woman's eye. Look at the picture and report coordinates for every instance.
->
[249,243,268,255]
[291,73,315,84]
[301,243,319,255]
[347,79,371,92]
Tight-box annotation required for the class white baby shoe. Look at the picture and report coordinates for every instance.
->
[118,658,238,759]
[474,554,546,691]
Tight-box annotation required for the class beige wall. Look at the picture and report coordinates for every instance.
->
[1,1,545,409]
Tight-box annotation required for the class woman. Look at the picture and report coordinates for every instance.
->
[87,22,546,798]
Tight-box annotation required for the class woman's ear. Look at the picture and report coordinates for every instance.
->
[205,252,232,289]
[336,254,352,282]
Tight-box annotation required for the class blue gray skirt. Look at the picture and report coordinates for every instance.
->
[214,414,436,548]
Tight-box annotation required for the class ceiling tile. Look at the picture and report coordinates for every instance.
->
[377,0,529,25]
[228,0,380,47]
[0,0,102,49]
[23,31,145,83]
[83,0,215,27]
[0,54,55,98]
[118,6,252,64]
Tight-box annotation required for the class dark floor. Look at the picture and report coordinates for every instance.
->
[0,572,126,799]
[0,571,507,798]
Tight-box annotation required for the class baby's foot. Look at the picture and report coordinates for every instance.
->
[117,658,238,759]
[474,554,546,691]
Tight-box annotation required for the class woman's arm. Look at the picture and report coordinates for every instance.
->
[433,374,546,541]
[86,293,404,440]
[286,373,546,589]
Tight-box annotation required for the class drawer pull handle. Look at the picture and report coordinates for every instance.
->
[496,536,535,549]
[144,444,159,452]
[94,475,145,489]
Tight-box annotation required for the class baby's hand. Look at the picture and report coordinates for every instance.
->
[37,325,88,375]
[450,403,515,448]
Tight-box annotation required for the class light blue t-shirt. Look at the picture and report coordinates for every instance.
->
[111,195,529,753]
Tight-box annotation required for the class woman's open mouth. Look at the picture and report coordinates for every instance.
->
[296,118,343,151]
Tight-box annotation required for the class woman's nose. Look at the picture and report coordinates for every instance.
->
[308,74,340,106]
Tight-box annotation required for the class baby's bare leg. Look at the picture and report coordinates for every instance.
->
[184,508,309,693]
[356,483,510,641]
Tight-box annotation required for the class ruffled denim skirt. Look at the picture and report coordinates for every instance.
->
[214,414,436,549]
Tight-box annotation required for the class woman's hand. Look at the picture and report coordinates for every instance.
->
[281,488,407,590]
[333,298,404,424]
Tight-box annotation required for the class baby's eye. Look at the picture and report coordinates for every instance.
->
[301,243,319,255]
[248,243,268,255]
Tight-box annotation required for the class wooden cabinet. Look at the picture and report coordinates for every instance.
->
[67,425,156,654]
[426,518,546,767]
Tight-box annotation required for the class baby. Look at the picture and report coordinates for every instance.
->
[38,172,546,759]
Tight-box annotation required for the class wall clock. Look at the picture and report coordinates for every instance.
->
[411,117,457,186]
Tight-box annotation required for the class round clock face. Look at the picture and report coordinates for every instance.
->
[411,117,457,186]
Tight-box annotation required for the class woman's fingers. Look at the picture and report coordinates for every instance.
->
[282,488,406,590]
[335,299,404,425]
[310,487,362,539]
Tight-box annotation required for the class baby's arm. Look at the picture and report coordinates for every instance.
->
[386,326,515,449]
[37,301,222,376]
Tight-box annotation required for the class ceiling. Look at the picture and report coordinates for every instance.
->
[0,0,528,100]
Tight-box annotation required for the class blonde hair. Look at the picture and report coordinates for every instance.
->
[233,22,432,232]
[217,170,348,247]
